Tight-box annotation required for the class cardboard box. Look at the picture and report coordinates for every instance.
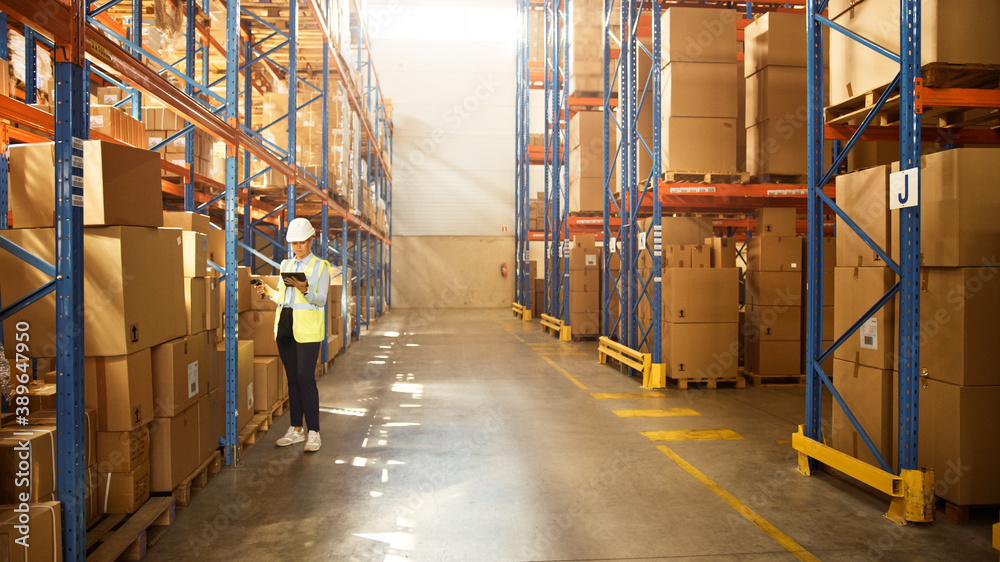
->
[662,117,737,173]
[745,339,802,376]
[86,464,100,525]
[251,275,283,311]
[253,356,280,412]
[920,267,1000,386]
[238,310,278,356]
[569,268,601,293]
[705,237,737,268]
[743,12,825,75]
[24,409,97,467]
[745,271,802,308]
[207,387,225,458]
[206,277,221,331]
[918,379,1000,505]
[0,227,186,357]
[96,425,150,473]
[568,111,603,150]
[662,268,739,323]
[206,226,225,276]
[831,358,895,470]
[25,381,56,411]
[662,61,737,118]
[181,231,208,278]
[196,394,216,463]
[747,236,803,272]
[661,7,738,64]
[754,207,796,237]
[238,341,255,429]
[98,461,150,513]
[662,216,715,244]
[745,305,802,341]
[85,349,155,432]
[745,66,808,127]
[8,141,163,228]
[836,165,891,267]
[891,148,1000,267]
[162,211,210,235]
[149,401,201,492]
[184,278,208,335]
[569,176,605,213]
[0,502,62,561]
[0,426,55,503]
[569,290,600,314]
[829,0,1000,106]
[151,332,213,417]
[663,322,739,380]
[834,267,896,369]
[569,312,600,336]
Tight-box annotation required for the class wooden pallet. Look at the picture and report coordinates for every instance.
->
[743,372,807,387]
[254,396,290,424]
[161,450,223,509]
[86,497,175,561]
[237,419,264,457]
[749,173,809,185]
[667,376,746,390]
[664,171,749,184]
[940,499,1000,525]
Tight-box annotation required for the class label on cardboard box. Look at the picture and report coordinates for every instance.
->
[187,362,199,398]
[860,318,878,350]
[585,255,597,267]
[247,382,254,411]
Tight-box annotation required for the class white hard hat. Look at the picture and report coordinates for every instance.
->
[286,218,316,242]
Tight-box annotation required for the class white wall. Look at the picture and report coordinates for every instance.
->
[369,0,518,236]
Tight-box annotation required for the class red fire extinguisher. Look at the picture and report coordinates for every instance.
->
[501,263,508,278]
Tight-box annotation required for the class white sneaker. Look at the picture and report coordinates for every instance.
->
[277,427,305,447]
[304,431,321,452]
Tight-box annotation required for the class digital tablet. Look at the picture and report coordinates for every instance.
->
[282,272,308,283]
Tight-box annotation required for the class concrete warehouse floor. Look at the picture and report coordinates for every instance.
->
[144,308,997,561]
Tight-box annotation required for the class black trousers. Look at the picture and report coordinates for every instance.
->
[275,308,321,431]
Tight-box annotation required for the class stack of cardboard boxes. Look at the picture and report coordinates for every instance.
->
[744,12,828,177]
[661,7,738,174]
[142,102,215,181]
[568,235,602,336]
[744,208,807,378]
[567,0,603,96]
[1,140,187,518]
[568,111,609,213]
[90,87,148,149]
[529,193,545,231]
[909,149,1000,506]
[613,39,654,194]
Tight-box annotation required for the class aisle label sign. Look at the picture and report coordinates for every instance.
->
[637,232,647,251]
[889,168,919,210]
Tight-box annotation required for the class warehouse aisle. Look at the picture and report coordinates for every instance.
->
[145,309,995,562]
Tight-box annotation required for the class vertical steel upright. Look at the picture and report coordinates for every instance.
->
[602,0,624,341]
[53,0,87,553]
[542,0,567,324]
[514,0,530,312]
[223,0,241,466]
[321,41,331,363]
[287,0,298,225]
[620,0,637,358]
[184,0,197,210]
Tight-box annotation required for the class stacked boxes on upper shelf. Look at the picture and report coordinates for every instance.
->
[744,208,806,378]
[661,7,738,175]
[567,0,603,96]
[568,111,612,213]
[1,140,184,516]
[744,12,829,178]
[568,235,602,336]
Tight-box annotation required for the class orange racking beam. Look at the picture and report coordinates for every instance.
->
[826,124,1000,145]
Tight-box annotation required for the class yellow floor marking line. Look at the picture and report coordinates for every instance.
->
[776,440,792,445]
[657,446,820,562]
[591,392,665,400]
[542,356,588,391]
[490,316,526,343]
[536,352,588,357]
[642,429,743,442]
[613,408,701,418]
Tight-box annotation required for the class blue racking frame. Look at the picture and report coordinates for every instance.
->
[0,0,392,555]
[795,0,933,524]
[514,0,531,317]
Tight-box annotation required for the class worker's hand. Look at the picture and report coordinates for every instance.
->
[255,283,274,299]
[284,276,309,294]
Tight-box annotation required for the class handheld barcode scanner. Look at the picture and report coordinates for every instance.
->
[250,278,265,299]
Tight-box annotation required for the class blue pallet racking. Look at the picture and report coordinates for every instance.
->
[0,0,392,555]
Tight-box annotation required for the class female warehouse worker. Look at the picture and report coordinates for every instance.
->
[254,217,331,452]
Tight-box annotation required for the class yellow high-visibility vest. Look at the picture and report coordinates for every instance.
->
[273,255,330,343]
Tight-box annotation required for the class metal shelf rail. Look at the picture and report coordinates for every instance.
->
[794,0,933,524]
[0,0,392,556]
[540,0,571,340]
